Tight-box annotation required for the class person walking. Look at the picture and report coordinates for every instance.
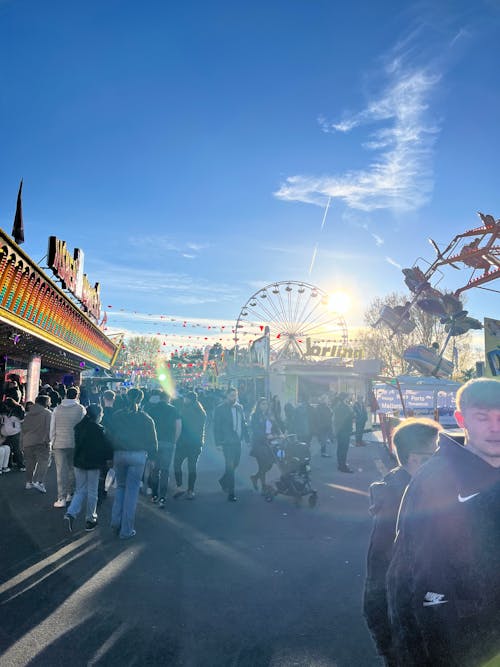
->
[146,390,181,507]
[64,404,113,532]
[213,388,248,502]
[387,379,500,667]
[108,388,158,539]
[333,393,354,472]
[173,391,206,500]
[294,397,312,444]
[21,394,53,493]
[249,398,276,493]
[50,386,86,507]
[97,389,116,502]
[101,390,116,431]
[316,395,334,457]
[353,397,368,446]
[363,418,441,666]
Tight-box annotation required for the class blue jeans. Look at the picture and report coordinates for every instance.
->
[67,468,100,522]
[111,450,147,538]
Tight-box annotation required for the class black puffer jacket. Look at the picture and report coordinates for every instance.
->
[73,416,113,470]
[387,433,500,667]
[363,466,411,662]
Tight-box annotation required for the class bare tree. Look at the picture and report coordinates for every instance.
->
[113,336,161,372]
[359,292,474,377]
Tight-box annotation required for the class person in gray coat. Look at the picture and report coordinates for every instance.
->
[22,394,53,493]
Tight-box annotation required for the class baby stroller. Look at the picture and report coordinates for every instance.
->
[264,434,317,507]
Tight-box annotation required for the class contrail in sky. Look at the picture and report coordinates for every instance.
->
[308,196,331,275]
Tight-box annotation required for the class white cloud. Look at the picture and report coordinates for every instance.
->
[262,244,378,262]
[385,256,402,269]
[186,242,210,251]
[128,236,208,259]
[372,233,384,246]
[103,309,237,346]
[91,260,239,304]
[276,58,441,213]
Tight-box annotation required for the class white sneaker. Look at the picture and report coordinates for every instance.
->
[53,498,66,508]
[25,482,33,490]
[2,467,11,473]
[33,481,47,494]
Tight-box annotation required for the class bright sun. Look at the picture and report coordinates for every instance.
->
[328,291,351,314]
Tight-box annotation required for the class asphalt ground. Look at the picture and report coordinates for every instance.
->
[0,430,393,667]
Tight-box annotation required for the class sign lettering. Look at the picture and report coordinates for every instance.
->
[304,337,364,360]
[47,236,101,321]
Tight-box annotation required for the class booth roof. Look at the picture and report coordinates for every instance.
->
[377,375,461,389]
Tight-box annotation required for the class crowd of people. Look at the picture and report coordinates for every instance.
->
[1,375,498,665]
[1,380,371,526]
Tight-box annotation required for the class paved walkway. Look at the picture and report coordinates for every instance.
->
[0,432,393,666]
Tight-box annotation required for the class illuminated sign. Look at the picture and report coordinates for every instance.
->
[0,230,117,369]
[47,237,101,321]
[304,337,363,360]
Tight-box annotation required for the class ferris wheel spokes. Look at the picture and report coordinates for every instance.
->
[235,281,349,362]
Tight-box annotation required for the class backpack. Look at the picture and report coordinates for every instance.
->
[1,414,22,437]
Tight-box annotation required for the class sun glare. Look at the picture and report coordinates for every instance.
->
[328,291,351,314]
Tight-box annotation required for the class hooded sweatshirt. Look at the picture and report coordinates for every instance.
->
[50,399,86,449]
[21,403,52,448]
[363,466,411,660]
[387,433,500,667]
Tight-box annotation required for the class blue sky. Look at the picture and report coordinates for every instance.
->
[0,0,499,349]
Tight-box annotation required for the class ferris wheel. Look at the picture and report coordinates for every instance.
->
[235,281,349,361]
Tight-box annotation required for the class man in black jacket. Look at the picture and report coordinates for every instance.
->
[387,378,500,667]
[363,418,441,666]
[146,390,181,507]
[333,393,354,472]
[174,391,206,499]
[316,395,333,457]
[213,388,248,502]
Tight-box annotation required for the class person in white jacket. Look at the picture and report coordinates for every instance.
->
[50,386,86,508]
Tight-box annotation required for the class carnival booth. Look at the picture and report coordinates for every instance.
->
[373,375,461,427]
[0,229,119,401]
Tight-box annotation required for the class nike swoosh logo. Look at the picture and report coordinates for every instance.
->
[423,600,448,606]
[458,493,480,503]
